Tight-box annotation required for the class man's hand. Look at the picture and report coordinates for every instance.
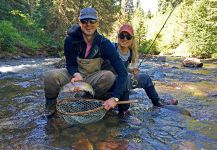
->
[71,73,83,83]
[103,98,117,111]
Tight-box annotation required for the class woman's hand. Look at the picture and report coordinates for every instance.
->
[129,67,140,75]
[70,72,83,83]
[103,98,117,111]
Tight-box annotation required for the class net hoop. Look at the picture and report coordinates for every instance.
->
[56,98,105,116]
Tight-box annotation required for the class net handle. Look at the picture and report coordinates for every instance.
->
[117,100,138,104]
[56,99,138,116]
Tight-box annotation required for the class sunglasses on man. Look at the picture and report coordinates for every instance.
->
[80,19,97,24]
[118,34,133,40]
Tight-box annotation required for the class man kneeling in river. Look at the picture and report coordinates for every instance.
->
[43,7,131,119]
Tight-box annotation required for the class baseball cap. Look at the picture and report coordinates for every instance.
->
[79,7,98,20]
[118,24,134,36]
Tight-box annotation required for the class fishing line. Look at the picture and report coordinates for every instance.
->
[138,1,179,67]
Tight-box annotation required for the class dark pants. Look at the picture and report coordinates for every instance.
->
[104,73,160,112]
[130,73,160,106]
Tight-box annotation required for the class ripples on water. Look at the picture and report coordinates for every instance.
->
[0,57,216,150]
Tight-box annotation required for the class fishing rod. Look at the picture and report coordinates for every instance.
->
[138,2,178,67]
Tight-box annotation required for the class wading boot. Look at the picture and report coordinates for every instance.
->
[155,99,178,108]
[45,97,57,118]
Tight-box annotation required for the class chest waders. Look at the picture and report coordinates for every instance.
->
[76,56,115,99]
[76,56,103,78]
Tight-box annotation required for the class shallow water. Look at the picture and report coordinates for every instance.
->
[0,57,216,150]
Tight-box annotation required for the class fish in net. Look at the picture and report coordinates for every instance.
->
[56,98,138,125]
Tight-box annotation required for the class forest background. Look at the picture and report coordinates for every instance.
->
[0,0,216,59]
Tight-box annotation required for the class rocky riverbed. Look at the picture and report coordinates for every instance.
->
[0,56,216,150]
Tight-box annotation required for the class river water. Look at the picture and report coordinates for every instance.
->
[0,57,216,150]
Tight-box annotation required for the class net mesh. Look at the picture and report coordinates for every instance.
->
[56,98,106,125]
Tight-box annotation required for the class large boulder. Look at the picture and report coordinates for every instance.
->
[182,58,203,67]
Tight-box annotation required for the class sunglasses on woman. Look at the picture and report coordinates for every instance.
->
[118,34,133,40]
[80,19,97,24]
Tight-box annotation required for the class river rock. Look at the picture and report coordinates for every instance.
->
[163,105,191,117]
[182,58,203,67]
[97,140,128,150]
[208,91,217,97]
[156,56,167,62]
[178,141,197,150]
[71,138,93,150]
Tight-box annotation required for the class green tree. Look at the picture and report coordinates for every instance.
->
[131,6,146,48]
[188,0,217,58]
[146,10,153,19]
[158,0,183,14]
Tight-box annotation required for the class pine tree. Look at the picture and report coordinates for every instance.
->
[131,6,146,48]
[188,0,217,58]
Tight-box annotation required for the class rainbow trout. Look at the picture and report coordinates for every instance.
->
[61,81,94,96]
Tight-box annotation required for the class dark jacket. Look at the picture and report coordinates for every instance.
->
[64,24,128,98]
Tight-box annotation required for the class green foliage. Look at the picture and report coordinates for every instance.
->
[32,0,121,38]
[131,6,146,47]
[0,21,20,52]
[0,20,39,52]
[188,0,217,58]
[145,0,216,58]
[58,50,64,58]
[211,53,217,59]
[158,0,183,13]
[138,39,159,54]
[0,0,216,58]
[10,9,57,47]
[0,0,121,56]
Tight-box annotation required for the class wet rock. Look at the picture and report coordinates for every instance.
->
[153,70,166,80]
[171,66,179,69]
[71,138,93,150]
[129,88,153,110]
[46,113,70,130]
[97,140,144,150]
[15,81,31,88]
[12,55,22,59]
[162,63,169,67]
[178,141,197,150]
[119,114,143,126]
[97,140,128,150]
[163,105,191,117]
[182,58,203,68]
[208,91,217,97]
[156,56,167,62]
[165,82,182,89]
[20,53,30,58]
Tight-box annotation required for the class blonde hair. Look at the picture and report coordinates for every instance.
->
[130,36,138,63]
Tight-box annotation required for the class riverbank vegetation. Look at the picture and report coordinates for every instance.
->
[0,0,216,59]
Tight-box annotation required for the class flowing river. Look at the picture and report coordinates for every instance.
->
[0,57,216,150]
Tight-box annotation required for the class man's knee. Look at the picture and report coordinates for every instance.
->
[44,71,54,83]
[94,71,116,98]
[43,69,70,99]
[101,71,115,83]
[98,71,115,89]
[44,69,70,85]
